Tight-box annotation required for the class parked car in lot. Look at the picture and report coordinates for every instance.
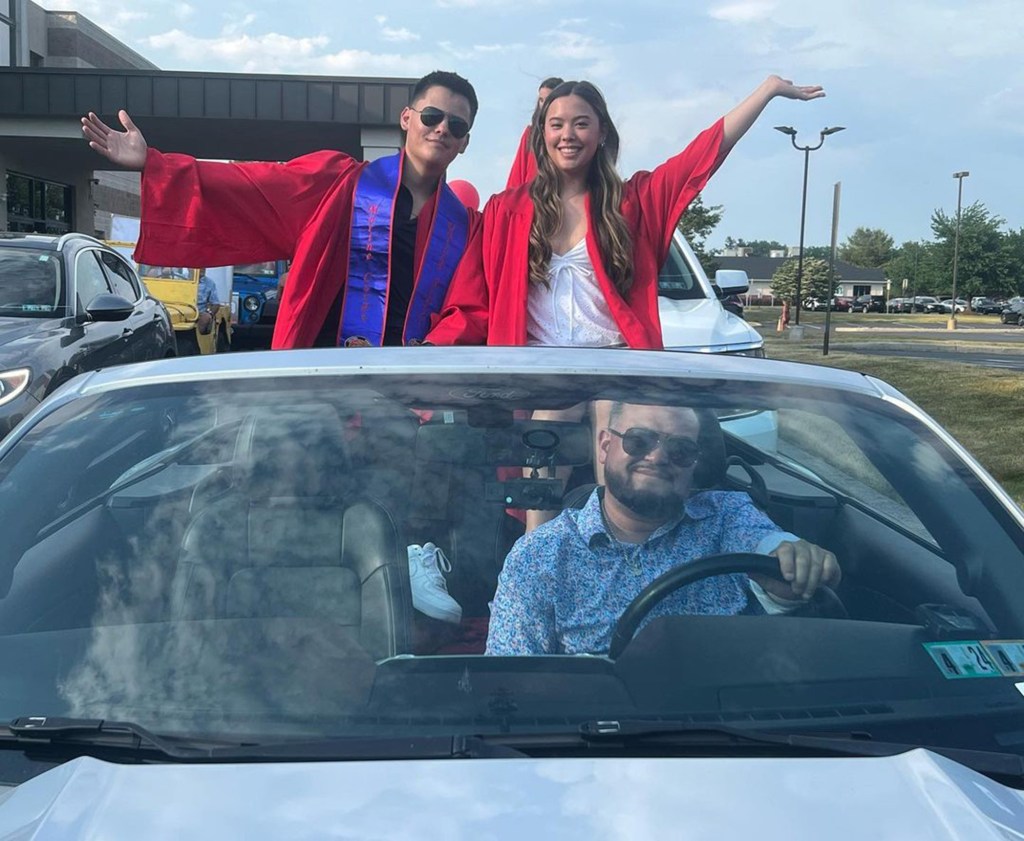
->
[926,298,967,314]
[1000,300,1024,325]
[973,298,1007,315]
[805,296,852,312]
[886,297,914,313]
[0,232,175,439]
[1,346,1024,835]
[850,294,885,313]
[910,295,939,312]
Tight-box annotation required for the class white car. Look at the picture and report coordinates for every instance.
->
[0,347,1022,837]
[658,231,763,356]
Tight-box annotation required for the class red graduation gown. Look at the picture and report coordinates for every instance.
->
[426,118,727,350]
[505,126,536,191]
[135,149,480,349]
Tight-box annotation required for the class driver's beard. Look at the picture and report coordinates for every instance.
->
[605,462,685,521]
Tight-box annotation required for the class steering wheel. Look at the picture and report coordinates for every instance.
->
[608,552,847,659]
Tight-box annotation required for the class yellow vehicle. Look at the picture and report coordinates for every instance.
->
[105,242,232,355]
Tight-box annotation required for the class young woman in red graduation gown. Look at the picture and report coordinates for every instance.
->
[427,74,824,350]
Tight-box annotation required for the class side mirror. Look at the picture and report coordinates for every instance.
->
[85,293,135,322]
[714,269,749,296]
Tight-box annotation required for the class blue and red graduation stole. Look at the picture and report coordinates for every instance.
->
[339,153,469,346]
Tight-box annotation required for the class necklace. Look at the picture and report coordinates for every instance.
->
[600,500,646,576]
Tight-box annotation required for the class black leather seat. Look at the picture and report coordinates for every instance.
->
[172,406,411,660]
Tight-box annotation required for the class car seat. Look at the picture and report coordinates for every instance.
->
[172,405,412,659]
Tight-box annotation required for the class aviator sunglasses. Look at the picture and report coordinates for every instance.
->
[608,427,701,468]
[409,106,471,139]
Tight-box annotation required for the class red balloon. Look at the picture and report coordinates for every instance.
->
[448,179,480,211]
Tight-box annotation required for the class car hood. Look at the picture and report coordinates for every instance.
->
[0,315,64,352]
[1,750,1022,839]
[657,298,762,352]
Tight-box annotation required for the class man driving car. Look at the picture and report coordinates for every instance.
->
[486,401,842,655]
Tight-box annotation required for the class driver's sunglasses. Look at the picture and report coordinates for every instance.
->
[608,427,701,468]
[409,106,471,139]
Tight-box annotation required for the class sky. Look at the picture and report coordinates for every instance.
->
[38,0,1024,252]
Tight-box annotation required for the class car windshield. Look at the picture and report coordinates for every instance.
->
[1,355,1022,757]
[234,262,278,278]
[0,248,64,317]
[138,264,192,281]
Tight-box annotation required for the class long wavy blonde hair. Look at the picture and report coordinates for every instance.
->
[528,81,633,295]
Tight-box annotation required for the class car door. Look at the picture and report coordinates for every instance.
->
[71,248,135,373]
[98,250,164,361]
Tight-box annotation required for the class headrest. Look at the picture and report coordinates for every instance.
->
[416,418,592,467]
[246,406,350,496]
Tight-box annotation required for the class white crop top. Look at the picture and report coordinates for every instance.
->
[525,239,625,347]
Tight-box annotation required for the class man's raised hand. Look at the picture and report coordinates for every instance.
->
[81,110,148,170]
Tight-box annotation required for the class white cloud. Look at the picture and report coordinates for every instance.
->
[708,1,777,23]
[142,29,331,72]
[221,12,259,37]
[174,3,195,21]
[439,40,522,60]
[375,15,420,43]
[435,0,553,6]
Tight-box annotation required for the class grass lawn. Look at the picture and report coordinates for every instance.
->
[757,330,1024,507]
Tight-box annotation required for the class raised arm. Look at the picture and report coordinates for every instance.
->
[628,75,824,260]
[81,110,148,170]
[83,109,357,267]
[722,75,824,153]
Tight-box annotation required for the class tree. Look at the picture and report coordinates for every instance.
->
[839,227,895,268]
[720,237,786,257]
[999,228,1024,298]
[770,257,838,305]
[930,201,1008,300]
[677,194,724,273]
[803,245,833,261]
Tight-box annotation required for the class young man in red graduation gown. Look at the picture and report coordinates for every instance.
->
[504,77,563,191]
[82,71,480,349]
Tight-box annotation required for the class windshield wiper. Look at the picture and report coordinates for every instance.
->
[2,716,225,761]
[2,717,525,762]
[573,719,1024,781]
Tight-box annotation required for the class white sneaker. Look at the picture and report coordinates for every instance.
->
[407,542,462,624]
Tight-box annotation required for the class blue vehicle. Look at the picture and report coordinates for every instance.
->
[230,260,287,348]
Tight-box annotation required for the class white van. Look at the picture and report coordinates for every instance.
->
[658,231,764,356]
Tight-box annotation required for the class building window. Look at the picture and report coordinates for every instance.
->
[5,173,74,234]
[0,21,10,67]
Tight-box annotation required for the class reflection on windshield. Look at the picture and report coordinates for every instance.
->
[234,262,278,277]
[139,265,192,280]
[0,373,1020,755]
[0,250,63,315]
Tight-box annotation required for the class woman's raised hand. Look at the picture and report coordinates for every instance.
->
[81,110,148,170]
[766,75,825,102]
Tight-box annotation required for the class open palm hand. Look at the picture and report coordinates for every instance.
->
[81,110,148,170]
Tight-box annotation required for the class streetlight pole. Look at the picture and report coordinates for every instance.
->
[775,125,845,325]
[949,170,969,330]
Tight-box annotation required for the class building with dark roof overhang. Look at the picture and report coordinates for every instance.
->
[1,1,412,237]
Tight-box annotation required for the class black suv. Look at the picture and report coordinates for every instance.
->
[850,294,885,313]
[0,233,175,438]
